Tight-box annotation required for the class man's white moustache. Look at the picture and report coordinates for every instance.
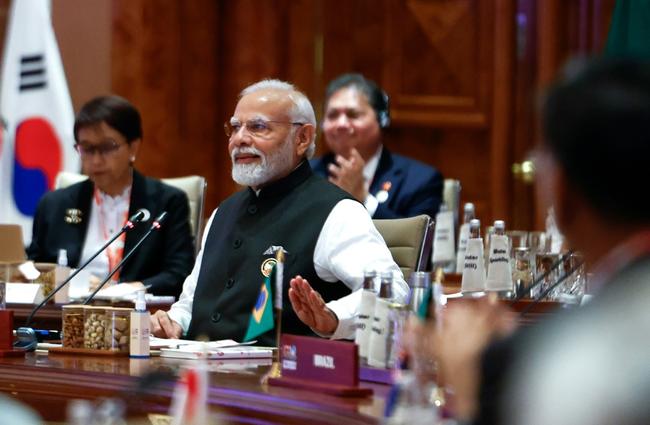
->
[231,147,262,160]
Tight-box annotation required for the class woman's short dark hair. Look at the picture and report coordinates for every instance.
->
[325,73,390,128]
[74,95,142,143]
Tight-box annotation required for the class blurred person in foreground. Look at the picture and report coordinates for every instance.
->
[0,395,42,425]
[27,95,194,297]
[311,73,443,219]
[151,79,406,345]
[415,57,650,425]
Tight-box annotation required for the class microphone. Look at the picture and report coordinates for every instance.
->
[14,209,149,350]
[125,208,151,229]
[82,211,168,305]
[512,250,574,302]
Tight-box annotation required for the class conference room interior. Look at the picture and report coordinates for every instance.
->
[0,0,632,424]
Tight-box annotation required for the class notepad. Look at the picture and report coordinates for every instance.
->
[160,345,273,360]
[149,337,256,350]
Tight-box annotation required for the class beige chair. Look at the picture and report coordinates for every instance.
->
[54,171,207,255]
[0,224,27,264]
[373,214,434,281]
[54,171,88,188]
[161,175,207,255]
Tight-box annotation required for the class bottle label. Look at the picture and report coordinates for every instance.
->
[461,238,486,292]
[367,298,391,368]
[130,311,151,357]
[432,210,455,264]
[456,223,470,272]
[486,234,514,291]
[355,290,377,359]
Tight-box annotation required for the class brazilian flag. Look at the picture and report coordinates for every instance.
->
[243,265,275,342]
[605,0,650,58]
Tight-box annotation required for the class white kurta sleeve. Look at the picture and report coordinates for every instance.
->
[167,209,217,334]
[313,199,408,339]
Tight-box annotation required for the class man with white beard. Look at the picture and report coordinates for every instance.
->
[151,79,406,345]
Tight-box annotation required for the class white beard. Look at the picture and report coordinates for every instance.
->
[231,134,295,187]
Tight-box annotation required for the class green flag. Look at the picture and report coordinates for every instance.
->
[605,0,650,58]
[243,266,275,342]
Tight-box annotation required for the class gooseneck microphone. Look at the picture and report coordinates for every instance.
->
[82,211,168,305]
[14,209,150,350]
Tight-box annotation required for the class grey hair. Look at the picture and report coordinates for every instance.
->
[240,79,317,158]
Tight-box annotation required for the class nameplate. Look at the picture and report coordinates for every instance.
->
[6,283,44,304]
[279,334,359,387]
[0,310,13,349]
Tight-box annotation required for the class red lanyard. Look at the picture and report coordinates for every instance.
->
[93,188,130,281]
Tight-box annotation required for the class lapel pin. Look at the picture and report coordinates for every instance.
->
[260,258,277,278]
[64,208,83,224]
[375,181,392,204]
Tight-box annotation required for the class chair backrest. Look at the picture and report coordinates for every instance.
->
[0,224,26,264]
[54,171,207,256]
[55,171,89,189]
[161,175,207,255]
[373,214,434,281]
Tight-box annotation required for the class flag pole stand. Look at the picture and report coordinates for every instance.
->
[265,308,283,381]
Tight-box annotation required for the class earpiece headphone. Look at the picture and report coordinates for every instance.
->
[377,91,391,128]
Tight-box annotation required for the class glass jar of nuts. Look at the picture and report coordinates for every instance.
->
[62,305,85,348]
[104,307,131,352]
[84,306,109,350]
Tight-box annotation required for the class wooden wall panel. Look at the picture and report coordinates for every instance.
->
[384,0,492,127]
[321,0,514,224]
[0,0,617,226]
[53,0,112,112]
[111,0,223,210]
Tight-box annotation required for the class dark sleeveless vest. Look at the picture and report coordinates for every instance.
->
[187,161,353,345]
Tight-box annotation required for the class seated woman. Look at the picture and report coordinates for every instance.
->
[27,95,194,297]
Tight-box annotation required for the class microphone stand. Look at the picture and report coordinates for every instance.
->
[512,250,575,303]
[83,212,167,305]
[520,260,585,317]
[23,216,145,328]
[14,212,147,351]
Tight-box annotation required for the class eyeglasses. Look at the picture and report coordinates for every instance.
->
[224,118,304,138]
[74,141,127,158]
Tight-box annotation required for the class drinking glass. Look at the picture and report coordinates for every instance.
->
[512,247,533,298]
[529,231,552,256]
[506,231,528,258]
[555,252,586,303]
[535,252,561,300]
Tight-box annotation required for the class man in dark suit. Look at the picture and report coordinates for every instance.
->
[27,96,194,297]
[430,58,650,425]
[311,73,443,219]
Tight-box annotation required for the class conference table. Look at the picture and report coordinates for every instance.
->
[2,282,561,423]
[0,351,388,424]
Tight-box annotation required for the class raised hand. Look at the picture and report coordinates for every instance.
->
[327,148,368,202]
[288,275,339,335]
